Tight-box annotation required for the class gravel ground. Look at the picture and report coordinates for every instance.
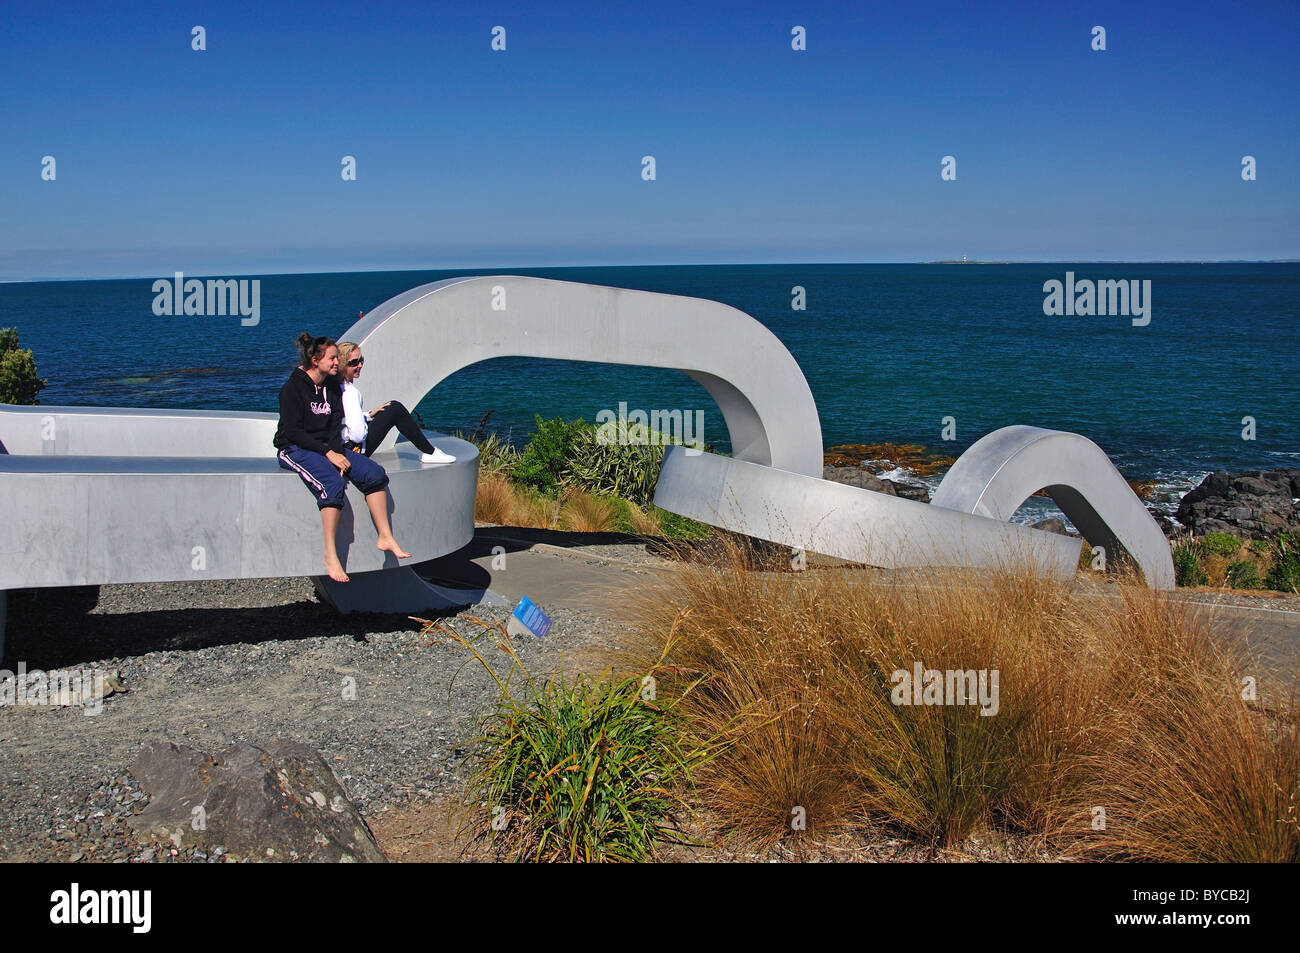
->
[3,541,1295,864]
[0,574,631,863]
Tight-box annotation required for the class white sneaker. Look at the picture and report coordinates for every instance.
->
[420,448,456,465]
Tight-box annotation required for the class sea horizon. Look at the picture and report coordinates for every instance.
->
[5,258,1300,284]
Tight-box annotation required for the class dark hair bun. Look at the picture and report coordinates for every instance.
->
[295,332,336,369]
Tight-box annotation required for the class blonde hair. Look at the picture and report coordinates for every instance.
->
[336,341,360,370]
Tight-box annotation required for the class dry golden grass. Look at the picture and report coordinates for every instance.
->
[477,472,668,537]
[623,500,663,536]
[1203,552,1232,586]
[474,471,517,525]
[1077,585,1300,861]
[616,535,1300,860]
[475,470,559,529]
[513,491,558,529]
[557,488,619,533]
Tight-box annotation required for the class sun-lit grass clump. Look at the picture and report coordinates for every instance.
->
[473,465,709,540]
[617,535,1300,860]
[418,615,716,862]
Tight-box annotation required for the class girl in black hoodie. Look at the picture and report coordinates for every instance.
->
[273,333,410,582]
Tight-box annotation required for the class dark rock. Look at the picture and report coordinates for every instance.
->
[1147,511,1187,539]
[1175,469,1300,539]
[1030,518,1072,537]
[823,466,931,503]
[888,481,932,503]
[127,740,386,863]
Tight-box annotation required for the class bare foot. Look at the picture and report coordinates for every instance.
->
[324,557,349,583]
[377,537,411,559]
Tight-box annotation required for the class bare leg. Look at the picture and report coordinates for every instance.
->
[320,507,349,582]
[366,490,411,559]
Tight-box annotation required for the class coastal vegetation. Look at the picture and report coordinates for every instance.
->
[418,613,721,862]
[1171,531,1300,593]
[0,327,47,405]
[616,537,1299,861]
[459,414,711,541]
[464,417,1298,592]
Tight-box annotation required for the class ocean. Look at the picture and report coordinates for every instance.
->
[3,263,1297,523]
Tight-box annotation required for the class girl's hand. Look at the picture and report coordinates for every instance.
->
[326,450,351,475]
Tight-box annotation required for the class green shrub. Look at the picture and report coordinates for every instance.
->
[604,495,647,534]
[1266,534,1300,593]
[567,419,671,506]
[1200,533,1243,558]
[658,507,712,542]
[422,615,711,862]
[511,415,591,495]
[1226,560,1261,590]
[0,327,48,405]
[456,429,520,474]
[1173,541,1208,587]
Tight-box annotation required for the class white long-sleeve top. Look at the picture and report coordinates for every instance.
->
[340,380,368,445]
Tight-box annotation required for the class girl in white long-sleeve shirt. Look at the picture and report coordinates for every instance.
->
[336,341,455,464]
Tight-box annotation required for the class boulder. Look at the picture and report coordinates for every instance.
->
[128,739,386,863]
[823,466,932,503]
[1147,511,1186,539]
[1175,469,1300,539]
[1030,518,1072,537]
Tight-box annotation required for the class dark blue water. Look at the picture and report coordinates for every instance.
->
[3,264,1297,508]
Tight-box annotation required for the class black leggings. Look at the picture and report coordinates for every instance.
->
[364,400,436,456]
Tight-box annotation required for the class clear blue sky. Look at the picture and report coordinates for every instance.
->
[2,0,1296,278]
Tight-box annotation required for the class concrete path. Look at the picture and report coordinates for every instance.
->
[411,527,682,620]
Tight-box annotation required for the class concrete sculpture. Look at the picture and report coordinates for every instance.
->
[0,275,1175,657]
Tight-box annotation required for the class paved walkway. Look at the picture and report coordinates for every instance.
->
[413,527,683,620]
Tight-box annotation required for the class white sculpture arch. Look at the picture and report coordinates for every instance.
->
[930,426,1175,588]
[343,276,824,475]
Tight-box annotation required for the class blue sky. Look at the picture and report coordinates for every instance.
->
[1,0,1296,278]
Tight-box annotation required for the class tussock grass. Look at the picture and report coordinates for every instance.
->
[1079,584,1300,861]
[557,488,619,533]
[475,464,706,541]
[418,615,721,862]
[474,470,518,525]
[513,491,559,530]
[474,470,559,529]
[630,503,664,537]
[619,534,1300,859]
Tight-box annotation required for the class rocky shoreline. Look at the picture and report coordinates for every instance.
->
[1175,469,1300,539]
[824,446,1299,542]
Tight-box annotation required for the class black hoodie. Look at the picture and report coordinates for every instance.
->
[273,366,345,455]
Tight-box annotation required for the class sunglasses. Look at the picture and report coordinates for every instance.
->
[347,357,364,367]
